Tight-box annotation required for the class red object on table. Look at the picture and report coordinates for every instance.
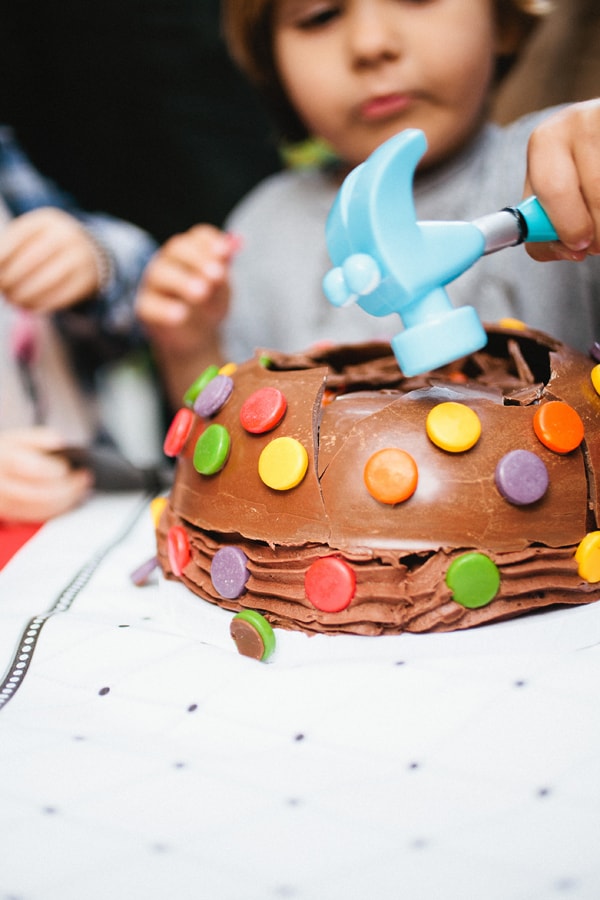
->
[0,521,44,570]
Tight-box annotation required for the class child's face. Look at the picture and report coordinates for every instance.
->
[273,0,507,170]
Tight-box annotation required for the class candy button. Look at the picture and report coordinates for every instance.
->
[497,317,527,331]
[182,364,219,407]
[258,437,308,490]
[575,531,600,583]
[230,609,276,661]
[130,555,159,586]
[426,402,481,452]
[219,361,237,377]
[211,546,250,599]
[240,387,287,434]
[167,525,190,577]
[495,449,549,505]
[193,374,234,418]
[533,400,584,454]
[305,556,356,612]
[364,448,418,505]
[591,364,600,396]
[150,496,168,528]
[193,424,231,475]
[445,552,500,609]
[163,407,195,457]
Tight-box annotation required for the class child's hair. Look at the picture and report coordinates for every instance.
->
[222,0,553,144]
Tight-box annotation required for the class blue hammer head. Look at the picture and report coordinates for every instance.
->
[323,129,488,376]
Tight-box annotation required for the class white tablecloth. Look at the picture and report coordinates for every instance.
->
[1,492,599,899]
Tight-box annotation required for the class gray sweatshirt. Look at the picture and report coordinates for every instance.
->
[224,109,600,362]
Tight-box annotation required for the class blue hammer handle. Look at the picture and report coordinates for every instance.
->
[474,196,558,254]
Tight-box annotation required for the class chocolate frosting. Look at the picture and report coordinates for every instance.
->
[157,325,600,635]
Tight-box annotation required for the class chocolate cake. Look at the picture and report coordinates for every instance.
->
[155,324,600,635]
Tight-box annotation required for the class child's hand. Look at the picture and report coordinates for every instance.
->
[136,224,237,407]
[0,208,102,311]
[136,224,235,356]
[524,99,600,263]
[0,427,93,522]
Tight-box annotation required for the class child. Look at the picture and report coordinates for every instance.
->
[0,125,157,522]
[136,0,600,408]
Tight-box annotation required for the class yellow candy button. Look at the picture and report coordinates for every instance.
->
[426,402,481,452]
[575,531,600,583]
[258,436,308,490]
[497,317,527,331]
[219,361,238,377]
[150,496,168,528]
[591,364,600,397]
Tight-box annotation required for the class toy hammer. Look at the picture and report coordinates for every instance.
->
[323,128,557,376]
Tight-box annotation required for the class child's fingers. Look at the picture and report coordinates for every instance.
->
[524,101,600,260]
[141,255,212,306]
[1,247,95,310]
[573,135,600,255]
[0,467,92,522]
[0,429,93,522]
[161,226,234,270]
[139,228,233,313]
[0,425,65,452]
[136,289,191,327]
[0,211,99,309]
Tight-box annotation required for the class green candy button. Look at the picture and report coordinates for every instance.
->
[445,552,500,609]
[193,424,231,475]
[231,609,276,661]
[183,364,219,407]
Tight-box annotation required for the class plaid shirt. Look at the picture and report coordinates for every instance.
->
[0,125,157,375]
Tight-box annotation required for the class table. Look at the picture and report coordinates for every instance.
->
[1,492,599,899]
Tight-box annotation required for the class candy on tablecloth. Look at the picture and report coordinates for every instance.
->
[230,609,276,661]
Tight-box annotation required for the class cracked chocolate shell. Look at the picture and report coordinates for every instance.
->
[156,324,600,635]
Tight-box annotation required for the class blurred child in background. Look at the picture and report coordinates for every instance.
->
[0,126,157,522]
[136,0,600,408]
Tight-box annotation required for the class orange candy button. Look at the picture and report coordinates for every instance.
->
[364,448,418,505]
[533,400,584,454]
[258,437,308,490]
[426,401,481,452]
[575,531,600,583]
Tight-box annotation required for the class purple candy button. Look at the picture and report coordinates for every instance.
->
[193,374,234,418]
[495,449,549,505]
[211,546,250,599]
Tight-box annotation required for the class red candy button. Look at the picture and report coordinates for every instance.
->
[163,408,195,457]
[240,387,287,434]
[533,401,584,454]
[167,525,190,577]
[305,556,356,613]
